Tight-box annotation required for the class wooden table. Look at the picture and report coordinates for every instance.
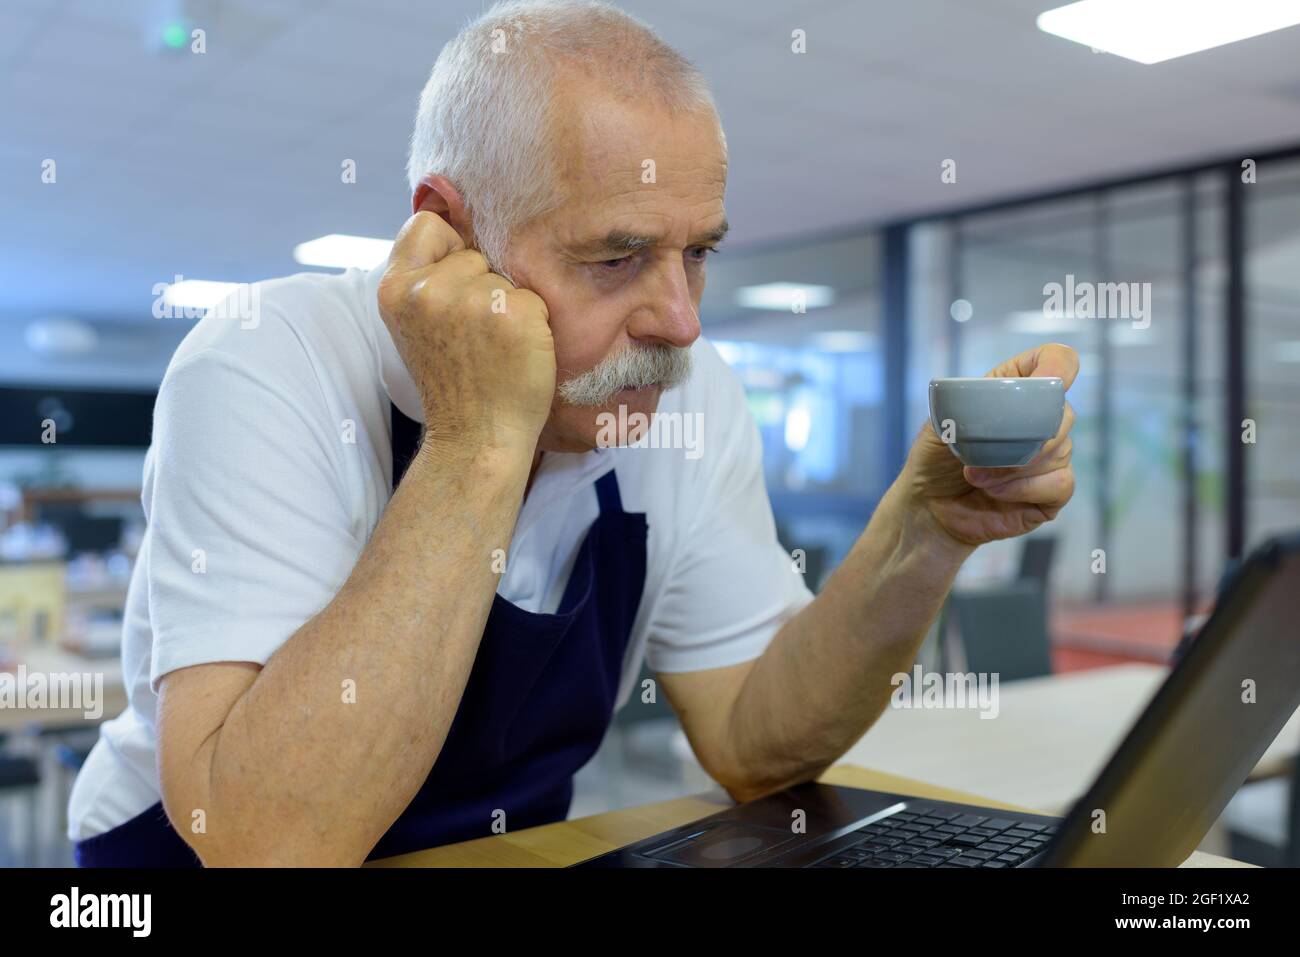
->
[369,763,1250,868]
[839,663,1299,815]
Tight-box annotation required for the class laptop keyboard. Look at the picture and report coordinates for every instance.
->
[810,807,1057,868]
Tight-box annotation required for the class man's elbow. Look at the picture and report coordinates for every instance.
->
[178,824,366,868]
[704,755,827,806]
[159,793,366,867]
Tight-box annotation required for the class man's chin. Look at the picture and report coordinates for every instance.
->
[543,386,665,452]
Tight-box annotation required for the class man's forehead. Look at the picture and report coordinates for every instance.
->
[543,82,728,252]
[553,79,726,183]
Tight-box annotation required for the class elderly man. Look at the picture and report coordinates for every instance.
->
[69,0,1076,866]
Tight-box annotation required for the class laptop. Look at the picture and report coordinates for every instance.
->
[575,531,1300,868]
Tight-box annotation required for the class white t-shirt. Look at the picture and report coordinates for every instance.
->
[67,259,814,841]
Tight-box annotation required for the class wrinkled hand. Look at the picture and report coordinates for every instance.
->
[903,343,1079,547]
[377,211,555,453]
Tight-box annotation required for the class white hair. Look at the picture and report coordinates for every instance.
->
[407,0,724,278]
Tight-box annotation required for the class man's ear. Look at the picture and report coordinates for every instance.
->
[412,174,476,250]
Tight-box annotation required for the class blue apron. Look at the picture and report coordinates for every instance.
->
[75,403,647,866]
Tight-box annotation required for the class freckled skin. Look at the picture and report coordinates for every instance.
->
[502,75,729,454]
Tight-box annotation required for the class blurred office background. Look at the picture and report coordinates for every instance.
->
[1,0,1298,866]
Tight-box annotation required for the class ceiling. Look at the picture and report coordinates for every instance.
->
[3,0,1300,340]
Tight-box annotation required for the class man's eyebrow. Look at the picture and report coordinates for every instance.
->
[575,220,730,256]
[696,221,730,246]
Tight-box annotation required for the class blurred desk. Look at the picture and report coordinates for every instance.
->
[839,663,1299,816]
[369,763,1249,868]
[0,646,126,733]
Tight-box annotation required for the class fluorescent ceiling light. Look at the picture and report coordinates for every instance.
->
[1007,310,1079,335]
[810,330,878,353]
[294,234,394,269]
[734,282,835,311]
[163,279,241,311]
[1037,0,1300,65]
[25,317,99,358]
[1006,310,1156,345]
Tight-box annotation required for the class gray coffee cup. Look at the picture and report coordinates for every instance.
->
[929,377,1065,467]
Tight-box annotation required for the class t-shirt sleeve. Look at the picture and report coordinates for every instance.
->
[644,352,814,674]
[144,343,362,690]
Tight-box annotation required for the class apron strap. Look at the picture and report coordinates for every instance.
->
[594,469,623,513]
[391,402,423,490]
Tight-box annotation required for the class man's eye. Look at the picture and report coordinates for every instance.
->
[598,256,632,270]
[687,245,720,262]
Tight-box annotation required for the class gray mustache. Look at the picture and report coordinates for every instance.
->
[559,344,694,406]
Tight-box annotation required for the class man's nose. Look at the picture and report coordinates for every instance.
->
[626,260,702,349]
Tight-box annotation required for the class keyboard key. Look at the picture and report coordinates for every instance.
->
[967,827,999,837]
[909,838,942,848]
[915,816,945,826]
[1003,829,1034,839]
[890,813,918,822]
[948,855,985,867]
[963,849,996,860]
[875,851,910,863]
[952,815,989,827]
[927,809,962,821]
[951,834,985,847]
[930,848,961,859]
[912,854,945,865]
[996,853,1022,863]
[817,855,857,867]
[978,842,1013,852]
[981,861,1008,868]
[936,825,967,836]
[982,818,1018,831]
[858,858,895,867]
[1020,823,1049,832]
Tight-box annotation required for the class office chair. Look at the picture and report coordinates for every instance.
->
[1017,535,1057,587]
[948,581,1053,682]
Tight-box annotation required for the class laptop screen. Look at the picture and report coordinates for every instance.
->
[1044,532,1300,866]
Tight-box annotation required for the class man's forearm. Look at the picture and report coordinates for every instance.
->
[719,481,975,801]
[178,438,533,866]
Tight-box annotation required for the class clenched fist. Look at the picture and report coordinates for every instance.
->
[377,211,556,453]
